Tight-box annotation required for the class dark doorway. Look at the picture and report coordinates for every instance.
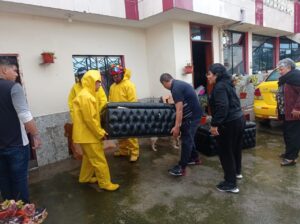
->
[192,42,208,89]
[0,55,38,169]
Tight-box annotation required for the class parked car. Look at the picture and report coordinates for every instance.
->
[254,62,300,122]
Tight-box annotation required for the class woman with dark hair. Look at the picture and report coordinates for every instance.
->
[207,63,245,193]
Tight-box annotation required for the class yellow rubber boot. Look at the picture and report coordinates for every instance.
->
[100,183,120,191]
[81,143,119,191]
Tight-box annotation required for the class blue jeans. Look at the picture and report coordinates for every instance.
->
[0,145,30,203]
[179,119,200,168]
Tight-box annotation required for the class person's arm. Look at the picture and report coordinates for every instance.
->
[80,97,107,139]
[68,85,76,122]
[171,101,183,138]
[11,84,41,149]
[210,84,229,136]
[291,85,300,119]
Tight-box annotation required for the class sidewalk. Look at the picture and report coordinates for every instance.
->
[29,126,300,224]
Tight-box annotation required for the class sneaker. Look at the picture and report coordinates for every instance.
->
[281,158,296,166]
[236,174,243,179]
[187,158,202,165]
[168,165,185,176]
[216,182,239,193]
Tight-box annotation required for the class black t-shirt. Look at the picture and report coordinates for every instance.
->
[171,79,203,121]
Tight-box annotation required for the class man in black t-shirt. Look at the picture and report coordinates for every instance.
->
[160,73,203,176]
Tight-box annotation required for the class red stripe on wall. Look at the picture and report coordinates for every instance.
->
[244,32,249,74]
[295,1,300,33]
[125,0,139,20]
[174,0,193,11]
[163,0,174,12]
[255,0,263,26]
[274,37,280,65]
[163,0,193,12]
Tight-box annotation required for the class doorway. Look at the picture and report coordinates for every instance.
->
[0,55,38,169]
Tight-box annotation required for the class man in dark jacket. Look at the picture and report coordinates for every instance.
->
[0,58,41,203]
[276,58,300,166]
[160,73,203,176]
[207,63,244,193]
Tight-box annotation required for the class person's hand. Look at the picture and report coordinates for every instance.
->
[31,134,42,150]
[209,126,219,136]
[102,133,108,140]
[291,109,300,119]
[171,126,180,138]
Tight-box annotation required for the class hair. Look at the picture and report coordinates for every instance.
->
[277,58,296,70]
[0,57,16,67]
[208,63,229,80]
[160,73,173,83]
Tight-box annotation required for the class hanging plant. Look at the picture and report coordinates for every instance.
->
[41,52,55,64]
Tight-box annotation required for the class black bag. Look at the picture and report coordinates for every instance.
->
[194,126,219,156]
[195,121,256,156]
[101,102,176,139]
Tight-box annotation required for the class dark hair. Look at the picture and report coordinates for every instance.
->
[160,73,173,83]
[0,57,16,67]
[208,63,229,80]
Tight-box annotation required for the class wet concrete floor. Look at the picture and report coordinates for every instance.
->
[29,121,300,224]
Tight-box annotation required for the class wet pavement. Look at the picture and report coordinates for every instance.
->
[29,121,300,224]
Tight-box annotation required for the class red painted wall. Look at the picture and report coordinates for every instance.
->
[255,0,263,26]
[295,1,300,33]
[163,0,193,12]
[125,0,139,20]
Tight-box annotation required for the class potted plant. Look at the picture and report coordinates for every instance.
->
[41,52,55,63]
[183,63,193,74]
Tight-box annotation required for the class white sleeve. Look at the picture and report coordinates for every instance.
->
[11,83,33,123]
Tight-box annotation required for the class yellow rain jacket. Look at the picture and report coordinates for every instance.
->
[109,68,137,102]
[109,68,139,159]
[68,80,107,122]
[72,70,107,143]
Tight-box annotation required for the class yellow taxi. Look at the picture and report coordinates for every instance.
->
[254,62,300,121]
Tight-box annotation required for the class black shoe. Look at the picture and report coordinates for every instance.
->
[187,158,202,165]
[216,181,227,188]
[216,182,239,193]
[168,165,185,176]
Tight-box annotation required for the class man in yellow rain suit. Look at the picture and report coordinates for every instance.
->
[109,65,140,162]
[72,70,119,191]
[68,67,107,121]
[67,68,107,160]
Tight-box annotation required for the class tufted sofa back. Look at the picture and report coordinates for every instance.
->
[102,102,176,139]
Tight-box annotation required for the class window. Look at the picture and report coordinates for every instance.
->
[72,55,124,94]
[190,24,212,41]
[252,35,275,74]
[223,31,245,75]
[280,38,300,62]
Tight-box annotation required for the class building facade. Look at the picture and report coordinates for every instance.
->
[0,0,299,166]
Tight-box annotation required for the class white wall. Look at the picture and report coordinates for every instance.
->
[0,12,149,116]
[2,0,126,18]
[193,0,255,24]
[172,21,193,85]
[139,0,163,20]
[263,5,294,32]
[146,22,176,97]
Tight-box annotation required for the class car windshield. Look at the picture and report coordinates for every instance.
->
[266,65,300,82]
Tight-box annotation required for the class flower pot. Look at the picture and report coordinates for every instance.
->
[184,65,193,74]
[240,92,247,99]
[41,53,54,63]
